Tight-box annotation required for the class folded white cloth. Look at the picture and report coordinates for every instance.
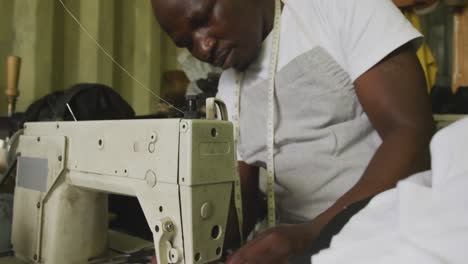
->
[312,117,468,264]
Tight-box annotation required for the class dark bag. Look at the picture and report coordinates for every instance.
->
[20,83,135,126]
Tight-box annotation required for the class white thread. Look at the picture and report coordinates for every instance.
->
[66,103,78,122]
[57,0,184,115]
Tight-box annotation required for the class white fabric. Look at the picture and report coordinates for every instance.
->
[312,117,468,264]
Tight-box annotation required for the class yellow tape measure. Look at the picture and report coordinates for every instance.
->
[232,73,245,243]
[234,0,282,230]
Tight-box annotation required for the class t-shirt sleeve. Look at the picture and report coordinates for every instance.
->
[328,0,422,82]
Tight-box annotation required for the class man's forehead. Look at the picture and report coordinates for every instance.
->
[152,0,186,30]
[152,0,207,14]
[152,0,214,34]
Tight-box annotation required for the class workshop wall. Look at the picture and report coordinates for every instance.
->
[0,1,460,116]
[0,0,14,117]
[0,0,180,116]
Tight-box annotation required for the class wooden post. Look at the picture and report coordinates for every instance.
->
[5,56,21,116]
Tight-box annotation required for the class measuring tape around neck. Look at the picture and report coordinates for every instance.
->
[234,0,282,229]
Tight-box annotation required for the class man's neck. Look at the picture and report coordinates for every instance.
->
[261,0,277,41]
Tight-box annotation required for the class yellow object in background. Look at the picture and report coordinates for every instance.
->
[404,11,439,92]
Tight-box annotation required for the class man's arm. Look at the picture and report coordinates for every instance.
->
[305,43,435,240]
[226,44,434,264]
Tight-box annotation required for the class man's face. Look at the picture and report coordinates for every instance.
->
[151,0,267,71]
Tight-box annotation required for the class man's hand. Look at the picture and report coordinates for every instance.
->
[226,223,317,264]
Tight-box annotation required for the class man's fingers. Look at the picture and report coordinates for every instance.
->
[227,248,288,264]
[226,239,268,264]
[247,251,289,264]
[226,232,290,264]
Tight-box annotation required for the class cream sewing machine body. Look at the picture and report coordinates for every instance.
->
[3,112,236,264]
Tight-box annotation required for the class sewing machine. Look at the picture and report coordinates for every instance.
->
[3,100,236,264]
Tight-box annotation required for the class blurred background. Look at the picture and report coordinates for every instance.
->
[0,0,466,116]
[0,0,181,116]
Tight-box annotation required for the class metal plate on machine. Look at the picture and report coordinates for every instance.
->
[17,157,48,192]
[23,120,182,184]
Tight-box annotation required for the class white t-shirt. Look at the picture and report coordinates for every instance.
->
[217,0,422,223]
